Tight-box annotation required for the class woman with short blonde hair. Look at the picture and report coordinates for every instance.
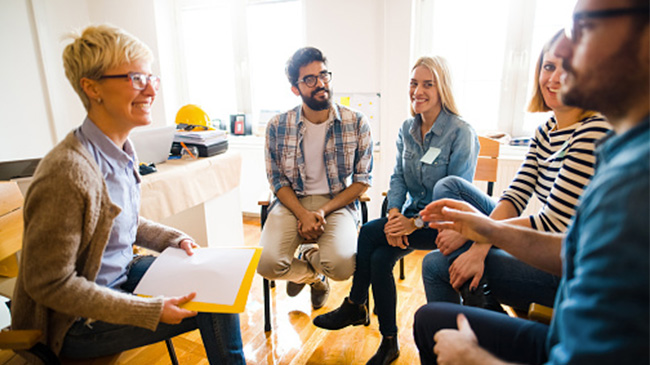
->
[12,24,245,363]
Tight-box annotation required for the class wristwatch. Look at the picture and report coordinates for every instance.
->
[411,213,425,230]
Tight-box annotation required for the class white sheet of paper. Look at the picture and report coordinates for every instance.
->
[134,247,254,306]
[420,147,441,164]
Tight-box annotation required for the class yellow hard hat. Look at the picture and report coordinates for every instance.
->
[175,104,215,131]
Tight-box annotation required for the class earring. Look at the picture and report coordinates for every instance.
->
[96,98,102,104]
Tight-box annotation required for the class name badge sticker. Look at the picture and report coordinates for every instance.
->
[420,147,441,164]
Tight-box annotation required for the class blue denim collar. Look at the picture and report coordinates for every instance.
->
[410,109,453,144]
[597,115,649,163]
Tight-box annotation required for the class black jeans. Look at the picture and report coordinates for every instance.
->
[60,255,245,364]
[414,302,549,364]
[349,217,438,336]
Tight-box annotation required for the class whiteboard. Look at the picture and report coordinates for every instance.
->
[335,92,381,150]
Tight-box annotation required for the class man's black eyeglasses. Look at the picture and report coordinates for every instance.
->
[297,71,332,88]
[565,7,649,43]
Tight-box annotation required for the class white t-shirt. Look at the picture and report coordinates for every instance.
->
[303,118,330,195]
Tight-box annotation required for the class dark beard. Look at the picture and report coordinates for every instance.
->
[560,31,646,120]
[301,87,332,111]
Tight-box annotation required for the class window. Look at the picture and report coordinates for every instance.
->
[175,0,303,128]
[247,1,303,117]
[414,0,577,137]
[177,0,237,124]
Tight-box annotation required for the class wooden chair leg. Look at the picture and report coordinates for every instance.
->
[165,338,179,365]
[263,278,272,332]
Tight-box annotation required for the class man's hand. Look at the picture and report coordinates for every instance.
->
[449,248,486,291]
[160,292,198,324]
[421,199,497,244]
[298,210,326,241]
[179,239,199,256]
[434,314,480,365]
[436,229,468,256]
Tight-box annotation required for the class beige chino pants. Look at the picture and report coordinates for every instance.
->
[257,195,357,284]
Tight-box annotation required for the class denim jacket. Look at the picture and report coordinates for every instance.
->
[387,109,479,217]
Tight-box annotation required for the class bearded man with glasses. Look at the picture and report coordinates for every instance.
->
[412,0,649,364]
[256,47,373,310]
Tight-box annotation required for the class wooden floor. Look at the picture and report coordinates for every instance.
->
[1,216,430,364]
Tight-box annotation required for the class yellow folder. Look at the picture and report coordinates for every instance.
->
[135,246,263,313]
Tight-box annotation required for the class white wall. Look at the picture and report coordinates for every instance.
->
[0,0,171,162]
[301,0,413,216]
[0,0,415,218]
[0,0,59,161]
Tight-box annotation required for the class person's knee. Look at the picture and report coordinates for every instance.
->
[415,303,461,330]
[433,175,465,200]
[422,251,449,283]
[358,219,385,242]
[321,258,355,281]
[256,253,290,280]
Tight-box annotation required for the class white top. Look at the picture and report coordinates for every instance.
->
[302,117,330,195]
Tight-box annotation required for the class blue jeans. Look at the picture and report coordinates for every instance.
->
[422,176,560,310]
[349,217,438,336]
[414,303,549,364]
[60,256,245,364]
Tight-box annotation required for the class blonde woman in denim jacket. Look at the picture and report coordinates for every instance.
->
[314,56,479,365]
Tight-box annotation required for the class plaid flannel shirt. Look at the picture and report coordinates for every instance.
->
[265,103,373,214]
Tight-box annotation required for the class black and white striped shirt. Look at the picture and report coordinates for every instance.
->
[500,115,611,232]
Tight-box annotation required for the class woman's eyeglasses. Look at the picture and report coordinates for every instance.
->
[100,72,161,91]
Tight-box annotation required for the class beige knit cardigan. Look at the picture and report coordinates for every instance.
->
[12,132,189,355]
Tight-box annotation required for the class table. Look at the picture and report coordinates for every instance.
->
[140,151,244,247]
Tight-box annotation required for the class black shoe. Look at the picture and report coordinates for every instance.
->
[366,336,399,365]
[313,297,370,330]
[459,280,506,314]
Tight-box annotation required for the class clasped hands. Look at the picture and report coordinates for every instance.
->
[297,209,327,241]
[384,210,414,249]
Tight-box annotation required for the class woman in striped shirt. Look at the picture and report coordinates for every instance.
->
[420,30,612,313]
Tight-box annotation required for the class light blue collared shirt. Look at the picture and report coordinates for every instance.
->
[75,117,140,288]
[387,110,479,217]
